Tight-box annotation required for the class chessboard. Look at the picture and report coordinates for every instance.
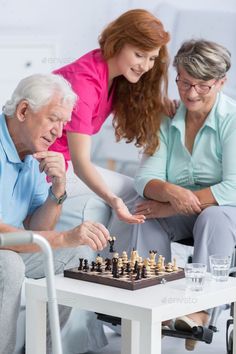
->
[64,250,185,291]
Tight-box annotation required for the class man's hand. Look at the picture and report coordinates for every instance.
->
[33,151,66,197]
[111,197,145,224]
[65,221,110,251]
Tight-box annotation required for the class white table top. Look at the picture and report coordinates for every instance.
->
[26,274,236,322]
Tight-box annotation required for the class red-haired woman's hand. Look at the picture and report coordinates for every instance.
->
[162,97,179,118]
[111,197,145,224]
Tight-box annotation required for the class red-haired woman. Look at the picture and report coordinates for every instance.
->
[50,9,172,223]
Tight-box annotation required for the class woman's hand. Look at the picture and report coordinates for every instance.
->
[135,200,165,219]
[166,184,202,215]
[162,97,179,117]
[111,197,145,224]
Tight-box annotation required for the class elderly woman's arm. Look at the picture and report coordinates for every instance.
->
[134,121,201,216]
[193,188,218,209]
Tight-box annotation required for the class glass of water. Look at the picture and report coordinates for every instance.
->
[184,263,207,291]
[209,255,231,282]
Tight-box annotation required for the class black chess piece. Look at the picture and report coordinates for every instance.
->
[105,258,112,271]
[125,262,131,273]
[96,262,103,273]
[78,258,84,271]
[112,258,119,278]
[141,265,147,278]
[108,237,116,253]
[133,260,138,274]
[135,266,142,280]
[91,261,96,272]
[83,259,89,272]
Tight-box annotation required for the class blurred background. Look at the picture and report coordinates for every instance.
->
[1,0,235,176]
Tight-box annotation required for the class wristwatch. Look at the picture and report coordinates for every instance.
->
[48,186,67,205]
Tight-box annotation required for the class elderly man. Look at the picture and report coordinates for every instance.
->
[0,74,110,354]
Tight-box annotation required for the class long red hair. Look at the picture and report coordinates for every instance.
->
[99,9,170,154]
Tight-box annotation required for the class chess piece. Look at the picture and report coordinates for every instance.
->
[113,252,119,259]
[78,258,84,271]
[143,258,151,275]
[105,258,112,271]
[149,250,157,268]
[157,255,163,270]
[83,259,89,271]
[96,254,103,265]
[112,257,118,275]
[108,236,116,253]
[125,262,131,274]
[166,262,173,272]
[91,261,96,272]
[122,251,128,263]
[135,266,142,280]
[96,262,103,273]
[133,260,138,274]
[120,266,125,276]
[141,265,147,278]
[112,258,119,278]
[172,257,179,271]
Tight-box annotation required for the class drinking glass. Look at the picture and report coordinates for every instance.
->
[209,255,231,282]
[185,263,206,291]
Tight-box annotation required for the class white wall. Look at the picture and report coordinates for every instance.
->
[1,0,235,69]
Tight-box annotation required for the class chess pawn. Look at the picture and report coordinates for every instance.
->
[156,255,163,270]
[166,262,173,272]
[172,257,179,271]
[113,252,119,259]
[160,256,166,272]
[122,251,128,263]
[83,259,89,272]
[96,255,103,265]
[143,259,151,275]
[131,250,138,264]
[118,257,123,269]
[130,254,135,269]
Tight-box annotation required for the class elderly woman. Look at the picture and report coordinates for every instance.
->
[134,39,236,350]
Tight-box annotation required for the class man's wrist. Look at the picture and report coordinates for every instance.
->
[48,186,67,205]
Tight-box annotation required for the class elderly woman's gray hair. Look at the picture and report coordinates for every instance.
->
[173,39,231,80]
[3,73,77,116]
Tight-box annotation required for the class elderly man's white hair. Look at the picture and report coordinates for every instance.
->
[3,73,77,116]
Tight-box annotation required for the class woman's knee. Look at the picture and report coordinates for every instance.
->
[195,206,225,228]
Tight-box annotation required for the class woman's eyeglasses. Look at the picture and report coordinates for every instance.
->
[175,75,217,95]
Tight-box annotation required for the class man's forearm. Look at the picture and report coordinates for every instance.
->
[25,197,62,230]
[0,222,65,252]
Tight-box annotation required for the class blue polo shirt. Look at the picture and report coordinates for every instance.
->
[135,93,236,206]
[0,113,48,227]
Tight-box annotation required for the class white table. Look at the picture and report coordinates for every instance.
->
[25,274,236,354]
